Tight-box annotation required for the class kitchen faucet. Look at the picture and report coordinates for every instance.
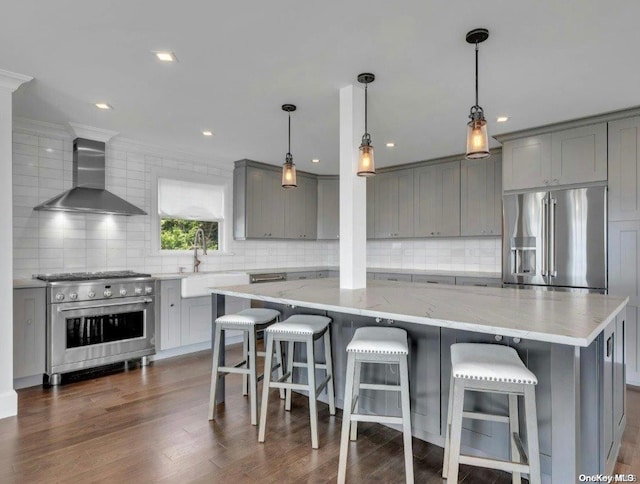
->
[192,227,208,272]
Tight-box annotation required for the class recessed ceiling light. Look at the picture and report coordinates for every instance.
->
[155,51,177,62]
[95,103,112,110]
[311,159,320,163]
[386,142,395,148]
[496,116,509,123]
[202,130,213,136]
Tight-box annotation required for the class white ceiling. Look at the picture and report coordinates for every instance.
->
[1,1,638,174]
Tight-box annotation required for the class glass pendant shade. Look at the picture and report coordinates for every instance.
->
[465,118,490,159]
[357,143,375,176]
[281,159,297,188]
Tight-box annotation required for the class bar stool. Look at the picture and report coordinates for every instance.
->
[443,343,540,484]
[338,327,414,484]
[208,308,283,426]
[258,314,336,449]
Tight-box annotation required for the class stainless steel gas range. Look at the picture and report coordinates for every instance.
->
[35,271,156,385]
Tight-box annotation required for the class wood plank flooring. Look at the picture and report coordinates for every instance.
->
[0,345,637,483]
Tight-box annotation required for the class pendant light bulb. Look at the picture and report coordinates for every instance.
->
[281,104,297,188]
[357,73,376,177]
[465,29,491,160]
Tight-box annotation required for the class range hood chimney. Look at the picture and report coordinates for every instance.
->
[34,126,146,216]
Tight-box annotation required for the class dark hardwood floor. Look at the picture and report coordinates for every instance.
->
[0,346,637,483]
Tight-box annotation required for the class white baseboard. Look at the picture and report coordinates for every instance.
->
[0,389,18,420]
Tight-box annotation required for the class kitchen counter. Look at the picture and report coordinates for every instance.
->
[209,277,628,481]
[13,279,48,289]
[209,277,626,346]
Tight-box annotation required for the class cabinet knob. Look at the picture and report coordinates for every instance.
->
[170,303,175,307]
[430,232,434,235]
[27,319,33,325]
[544,179,549,185]
[513,337,521,344]
[495,335,503,341]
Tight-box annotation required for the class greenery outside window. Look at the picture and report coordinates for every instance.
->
[160,219,219,251]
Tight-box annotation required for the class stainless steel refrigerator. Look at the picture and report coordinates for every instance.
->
[502,186,607,292]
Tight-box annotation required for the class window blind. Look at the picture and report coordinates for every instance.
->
[158,178,224,220]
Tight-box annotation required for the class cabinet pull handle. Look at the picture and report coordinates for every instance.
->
[606,335,613,358]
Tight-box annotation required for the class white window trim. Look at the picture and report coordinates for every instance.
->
[150,167,234,256]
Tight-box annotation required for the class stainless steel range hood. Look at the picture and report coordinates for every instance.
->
[34,138,146,216]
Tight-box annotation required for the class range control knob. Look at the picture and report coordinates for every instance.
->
[55,293,65,301]
[88,291,96,299]
[69,293,78,301]
[120,288,127,296]
[145,286,153,295]
[104,289,112,298]
[134,287,143,296]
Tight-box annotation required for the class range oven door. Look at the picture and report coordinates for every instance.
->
[48,297,156,375]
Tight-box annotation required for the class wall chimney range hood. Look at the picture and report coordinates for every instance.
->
[34,137,146,216]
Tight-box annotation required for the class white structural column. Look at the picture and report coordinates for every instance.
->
[339,84,367,289]
[0,69,32,420]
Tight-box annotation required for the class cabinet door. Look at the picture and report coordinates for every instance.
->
[159,279,182,350]
[284,179,306,238]
[502,134,552,191]
[439,161,461,236]
[551,123,607,186]
[373,172,398,238]
[373,272,413,282]
[317,178,339,239]
[614,310,626,437]
[181,296,212,346]
[246,167,285,238]
[412,274,456,285]
[366,177,374,239]
[609,116,640,221]
[461,154,502,236]
[13,288,46,379]
[488,155,503,235]
[303,176,318,239]
[265,169,285,238]
[414,164,441,236]
[608,221,640,306]
[455,276,502,287]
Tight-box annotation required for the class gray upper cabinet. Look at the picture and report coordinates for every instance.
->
[13,288,46,380]
[502,123,606,191]
[460,154,502,236]
[317,177,339,239]
[234,160,317,240]
[414,161,460,237]
[550,122,607,185]
[285,174,318,239]
[371,169,414,238]
[502,134,552,191]
[609,116,640,221]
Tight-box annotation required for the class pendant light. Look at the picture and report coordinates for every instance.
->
[357,73,376,176]
[465,28,491,160]
[281,104,297,188]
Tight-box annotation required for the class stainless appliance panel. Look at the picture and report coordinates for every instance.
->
[503,283,606,295]
[548,186,606,289]
[502,191,547,285]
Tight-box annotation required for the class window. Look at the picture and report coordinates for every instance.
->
[157,177,225,251]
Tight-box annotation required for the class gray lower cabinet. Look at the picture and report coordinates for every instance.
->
[373,272,413,282]
[181,296,212,346]
[460,155,502,236]
[609,116,640,222]
[159,279,182,350]
[13,288,46,380]
[317,177,339,239]
[414,161,460,237]
[412,274,455,285]
[455,276,502,288]
[371,169,414,239]
[287,271,320,281]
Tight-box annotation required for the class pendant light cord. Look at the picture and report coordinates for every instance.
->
[364,84,368,135]
[288,112,291,155]
[475,42,479,107]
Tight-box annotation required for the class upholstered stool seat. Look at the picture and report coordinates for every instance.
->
[338,327,414,484]
[443,343,541,484]
[258,314,336,449]
[208,308,283,426]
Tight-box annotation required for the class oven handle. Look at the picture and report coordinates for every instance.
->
[57,298,154,312]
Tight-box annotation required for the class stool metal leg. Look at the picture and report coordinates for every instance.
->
[208,323,224,420]
[258,333,275,443]
[285,341,294,411]
[399,354,414,484]
[447,379,465,483]
[442,374,455,478]
[306,335,319,449]
[248,329,258,426]
[338,352,356,484]
[349,360,362,441]
[242,330,249,396]
[508,393,521,483]
[524,385,541,484]
[323,329,336,415]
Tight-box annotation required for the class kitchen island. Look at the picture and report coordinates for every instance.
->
[209,278,628,483]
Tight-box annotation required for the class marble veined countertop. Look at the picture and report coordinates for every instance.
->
[210,278,628,347]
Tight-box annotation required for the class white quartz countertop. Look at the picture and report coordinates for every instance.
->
[13,279,48,289]
[209,278,628,347]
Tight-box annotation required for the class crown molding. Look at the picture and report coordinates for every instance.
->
[0,69,32,92]
[67,123,118,143]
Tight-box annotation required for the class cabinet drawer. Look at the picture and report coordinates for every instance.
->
[455,276,502,288]
[373,272,413,282]
[286,271,319,280]
[412,275,455,285]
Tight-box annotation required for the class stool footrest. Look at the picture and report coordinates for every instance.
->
[274,371,291,383]
[462,411,510,423]
[256,363,281,383]
[316,375,331,396]
[359,383,401,392]
[458,454,530,474]
[351,395,359,414]
[512,432,528,464]
[350,413,403,425]
[270,382,309,391]
[292,361,328,370]
[218,366,250,376]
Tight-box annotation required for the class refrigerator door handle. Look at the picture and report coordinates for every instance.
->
[541,197,548,277]
[549,197,557,277]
